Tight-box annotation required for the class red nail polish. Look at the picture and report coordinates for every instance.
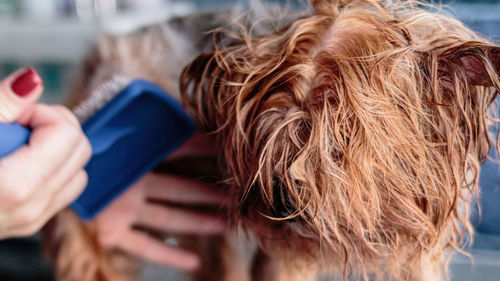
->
[11,68,43,97]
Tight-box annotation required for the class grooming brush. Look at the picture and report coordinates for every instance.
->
[0,76,196,220]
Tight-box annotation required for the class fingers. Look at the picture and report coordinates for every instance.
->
[166,133,216,160]
[40,128,91,194]
[51,105,81,127]
[22,170,88,236]
[136,204,226,235]
[4,170,88,238]
[0,102,90,239]
[0,68,43,122]
[119,230,200,270]
[93,173,229,271]
[144,173,228,205]
[44,170,89,220]
[7,104,90,181]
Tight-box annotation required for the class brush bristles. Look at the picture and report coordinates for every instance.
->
[73,75,130,123]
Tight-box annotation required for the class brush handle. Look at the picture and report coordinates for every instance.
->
[0,123,31,157]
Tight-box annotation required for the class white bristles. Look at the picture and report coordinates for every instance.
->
[73,74,131,123]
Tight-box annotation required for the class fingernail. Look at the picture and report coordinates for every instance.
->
[11,68,43,97]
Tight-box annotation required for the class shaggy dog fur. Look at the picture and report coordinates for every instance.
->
[43,1,500,280]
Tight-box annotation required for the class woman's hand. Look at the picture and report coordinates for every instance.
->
[94,173,227,270]
[94,134,227,271]
[0,69,91,239]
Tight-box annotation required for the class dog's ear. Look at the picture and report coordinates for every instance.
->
[452,45,500,87]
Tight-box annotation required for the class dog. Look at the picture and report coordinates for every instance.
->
[43,1,500,281]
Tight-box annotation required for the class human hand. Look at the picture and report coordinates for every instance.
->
[0,69,91,239]
[94,134,227,271]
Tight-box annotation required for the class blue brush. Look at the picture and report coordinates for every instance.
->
[0,79,195,220]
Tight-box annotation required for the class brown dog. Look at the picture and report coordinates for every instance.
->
[44,1,500,281]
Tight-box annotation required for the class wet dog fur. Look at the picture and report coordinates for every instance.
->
[43,1,500,280]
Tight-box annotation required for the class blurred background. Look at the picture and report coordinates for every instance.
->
[1,0,500,280]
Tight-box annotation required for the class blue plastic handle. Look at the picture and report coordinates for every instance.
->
[0,122,31,157]
[0,80,195,221]
[71,80,195,220]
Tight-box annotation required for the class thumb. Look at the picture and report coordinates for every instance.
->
[0,68,43,123]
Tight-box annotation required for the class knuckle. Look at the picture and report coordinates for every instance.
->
[80,137,92,163]
[53,105,72,117]
[52,107,79,134]
[58,106,79,125]
[44,107,85,150]
[63,171,88,204]
[79,170,89,187]
[8,188,33,206]
[73,170,88,192]
[59,123,82,145]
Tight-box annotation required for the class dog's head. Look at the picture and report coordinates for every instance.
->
[181,0,500,278]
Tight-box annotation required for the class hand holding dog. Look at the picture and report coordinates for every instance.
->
[94,134,227,270]
[0,69,91,239]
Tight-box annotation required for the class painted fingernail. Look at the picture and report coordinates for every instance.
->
[11,68,43,97]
